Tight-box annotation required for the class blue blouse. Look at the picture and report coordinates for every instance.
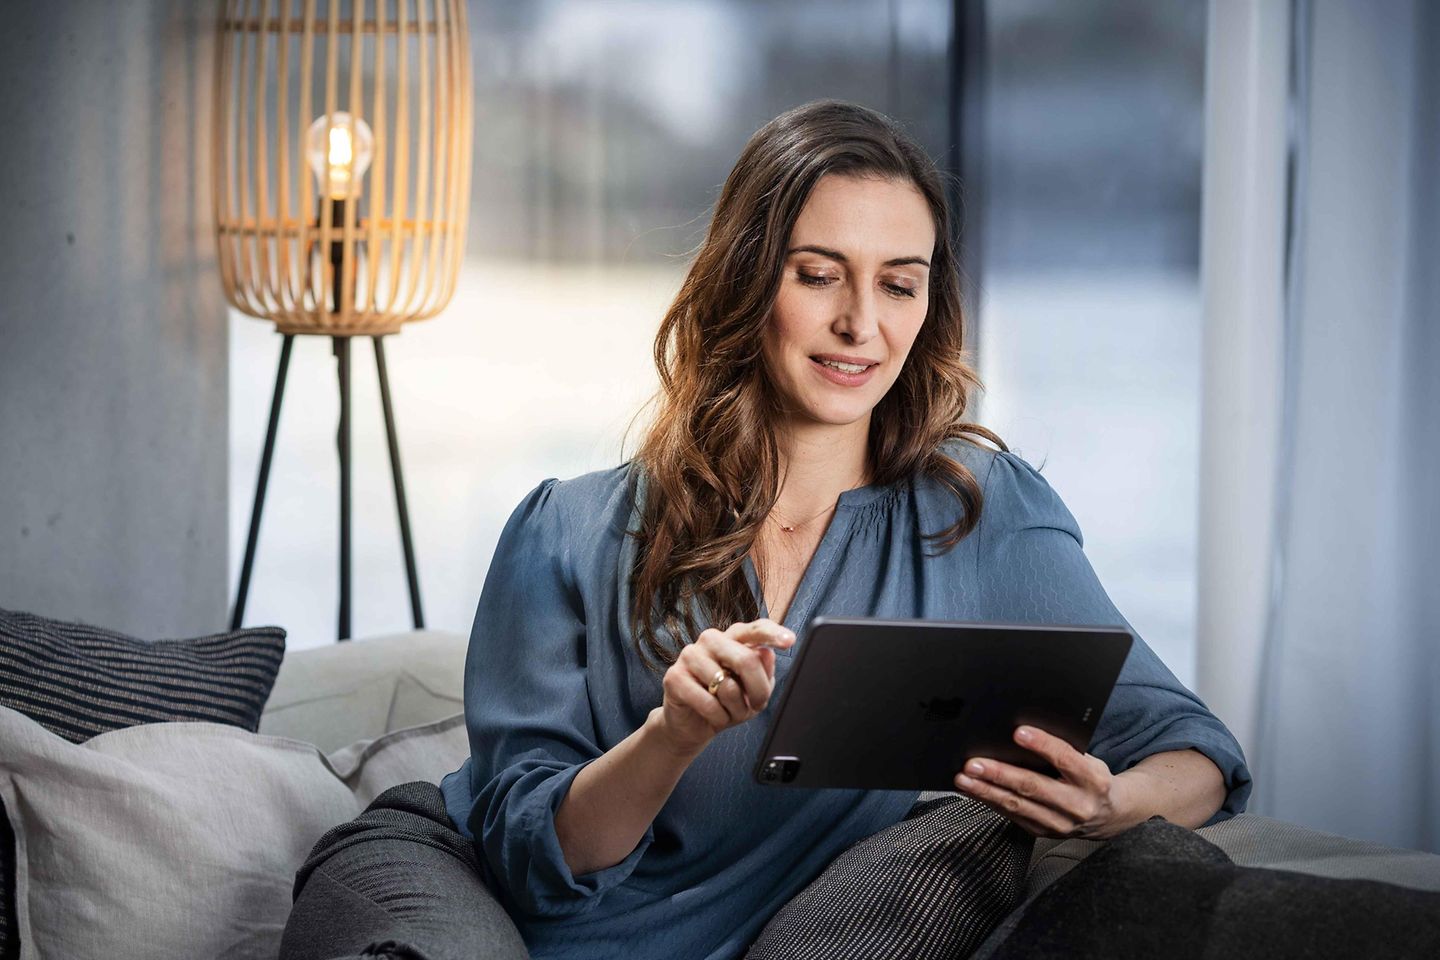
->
[440,442,1252,960]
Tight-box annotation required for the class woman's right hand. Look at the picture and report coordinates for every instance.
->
[649,618,796,756]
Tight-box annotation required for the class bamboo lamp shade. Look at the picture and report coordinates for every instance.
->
[213,0,473,335]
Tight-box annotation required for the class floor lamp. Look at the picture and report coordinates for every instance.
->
[212,0,473,640]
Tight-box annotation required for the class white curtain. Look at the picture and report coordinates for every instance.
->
[1200,0,1440,852]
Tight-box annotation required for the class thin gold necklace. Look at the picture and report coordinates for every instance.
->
[770,501,837,534]
[769,472,871,534]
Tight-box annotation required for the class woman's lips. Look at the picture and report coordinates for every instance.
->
[809,355,878,387]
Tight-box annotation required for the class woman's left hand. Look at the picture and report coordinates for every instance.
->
[954,725,1140,840]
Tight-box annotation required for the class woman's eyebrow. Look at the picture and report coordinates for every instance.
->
[786,244,930,268]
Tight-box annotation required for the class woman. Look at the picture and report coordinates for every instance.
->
[435,100,1250,959]
[279,100,1251,960]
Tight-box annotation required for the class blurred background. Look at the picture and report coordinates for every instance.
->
[2,0,1436,851]
[228,0,1210,683]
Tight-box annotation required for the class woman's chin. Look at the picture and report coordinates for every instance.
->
[791,401,876,430]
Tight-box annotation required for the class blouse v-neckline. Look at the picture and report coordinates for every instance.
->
[742,481,894,646]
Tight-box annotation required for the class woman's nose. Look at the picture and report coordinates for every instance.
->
[833,287,879,344]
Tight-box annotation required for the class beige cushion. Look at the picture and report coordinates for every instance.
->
[260,630,467,753]
[1,704,468,960]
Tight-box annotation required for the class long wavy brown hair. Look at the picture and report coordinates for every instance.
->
[630,100,1005,672]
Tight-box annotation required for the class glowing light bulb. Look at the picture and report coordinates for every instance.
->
[306,112,373,200]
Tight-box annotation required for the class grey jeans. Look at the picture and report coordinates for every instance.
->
[281,783,1029,960]
[278,781,530,960]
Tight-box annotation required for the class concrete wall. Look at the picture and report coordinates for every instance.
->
[0,2,228,638]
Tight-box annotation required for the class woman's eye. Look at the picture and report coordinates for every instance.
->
[797,272,835,287]
[884,282,918,299]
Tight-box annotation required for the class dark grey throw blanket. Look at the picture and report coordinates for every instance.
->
[977,818,1440,960]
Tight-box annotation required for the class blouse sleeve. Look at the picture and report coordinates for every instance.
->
[449,478,653,918]
[977,451,1253,823]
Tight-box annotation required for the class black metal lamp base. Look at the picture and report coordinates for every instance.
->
[230,333,425,641]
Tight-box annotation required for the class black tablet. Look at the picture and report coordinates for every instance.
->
[753,617,1132,791]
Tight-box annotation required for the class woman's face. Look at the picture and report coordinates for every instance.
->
[761,173,935,432]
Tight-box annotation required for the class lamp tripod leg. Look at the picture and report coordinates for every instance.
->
[335,335,352,641]
[374,336,425,629]
[231,333,294,630]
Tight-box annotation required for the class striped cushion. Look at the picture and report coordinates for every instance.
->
[0,607,286,960]
[0,607,285,740]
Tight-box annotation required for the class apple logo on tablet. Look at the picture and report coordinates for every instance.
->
[919,697,966,722]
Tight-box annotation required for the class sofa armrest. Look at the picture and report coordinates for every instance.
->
[1025,814,1440,899]
[259,630,467,753]
[1198,814,1440,890]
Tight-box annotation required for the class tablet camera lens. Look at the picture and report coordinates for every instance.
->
[761,756,801,784]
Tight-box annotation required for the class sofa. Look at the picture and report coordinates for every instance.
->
[4,629,1440,960]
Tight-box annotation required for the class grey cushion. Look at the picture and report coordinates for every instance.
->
[0,607,286,740]
[0,606,288,960]
[0,704,472,960]
[260,630,466,754]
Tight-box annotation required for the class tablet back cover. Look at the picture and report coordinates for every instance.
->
[754,618,1132,791]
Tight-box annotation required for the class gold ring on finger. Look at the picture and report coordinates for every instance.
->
[707,668,731,696]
